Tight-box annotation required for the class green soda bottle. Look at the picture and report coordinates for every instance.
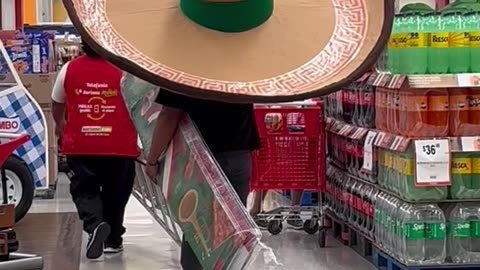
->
[445,10,470,73]
[388,15,403,74]
[449,153,472,199]
[399,11,429,74]
[470,152,480,198]
[466,12,480,72]
[428,13,450,74]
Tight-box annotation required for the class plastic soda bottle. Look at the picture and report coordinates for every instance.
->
[375,87,387,131]
[428,13,450,74]
[403,88,429,137]
[450,153,473,199]
[426,89,449,137]
[449,88,470,136]
[447,203,473,263]
[424,204,447,264]
[446,10,470,73]
[469,89,480,135]
[399,12,429,74]
[471,152,480,198]
[467,12,480,72]
[388,15,403,74]
[402,204,426,264]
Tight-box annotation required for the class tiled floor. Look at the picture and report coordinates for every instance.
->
[23,174,376,270]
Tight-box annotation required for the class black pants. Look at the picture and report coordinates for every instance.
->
[180,151,251,270]
[67,156,136,246]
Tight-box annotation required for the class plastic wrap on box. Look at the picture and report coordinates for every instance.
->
[449,152,480,200]
[377,147,448,202]
[121,73,268,270]
[376,87,449,138]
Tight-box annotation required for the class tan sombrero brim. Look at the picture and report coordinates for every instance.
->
[63,0,394,103]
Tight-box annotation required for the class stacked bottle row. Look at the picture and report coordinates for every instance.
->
[376,87,480,137]
[388,3,480,75]
[376,194,480,265]
[375,193,446,265]
[379,147,480,201]
[327,129,377,183]
[325,166,378,238]
[324,81,375,128]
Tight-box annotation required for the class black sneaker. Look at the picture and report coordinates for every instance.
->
[104,244,124,254]
[86,222,111,259]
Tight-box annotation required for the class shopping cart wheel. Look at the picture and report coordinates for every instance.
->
[318,229,326,248]
[267,220,283,235]
[303,219,319,235]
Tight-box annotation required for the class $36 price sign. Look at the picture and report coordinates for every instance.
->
[414,139,451,187]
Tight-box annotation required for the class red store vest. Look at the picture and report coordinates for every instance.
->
[62,56,139,157]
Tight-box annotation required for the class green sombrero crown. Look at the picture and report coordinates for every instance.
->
[181,0,274,32]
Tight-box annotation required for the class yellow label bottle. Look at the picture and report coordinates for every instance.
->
[431,33,449,48]
[450,154,472,199]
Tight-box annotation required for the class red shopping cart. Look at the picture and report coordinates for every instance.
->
[251,101,326,245]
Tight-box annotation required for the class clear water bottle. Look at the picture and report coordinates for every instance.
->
[402,204,426,264]
[390,197,403,259]
[446,203,472,263]
[374,192,387,248]
[424,204,447,264]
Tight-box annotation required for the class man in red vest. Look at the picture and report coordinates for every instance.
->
[51,41,139,259]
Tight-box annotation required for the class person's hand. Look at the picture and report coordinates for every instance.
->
[145,162,158,184]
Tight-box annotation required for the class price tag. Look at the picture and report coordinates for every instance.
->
[457,74,480,87]
[461,137,480,152]
[362,131,378,172]
[414,139,451,187]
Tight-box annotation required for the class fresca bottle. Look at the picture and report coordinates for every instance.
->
[466,10,480,72]
[388,15,403,74]
[398,4,435,74]
[428,12,449,74]
[443,8,470,73]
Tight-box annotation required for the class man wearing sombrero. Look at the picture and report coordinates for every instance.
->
[63,0,393,268]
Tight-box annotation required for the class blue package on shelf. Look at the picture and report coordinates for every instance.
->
[283,191,313,206]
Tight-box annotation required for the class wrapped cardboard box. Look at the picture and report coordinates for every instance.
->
[19,73,57,105]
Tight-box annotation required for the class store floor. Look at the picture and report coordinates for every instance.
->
[21,174,375,270]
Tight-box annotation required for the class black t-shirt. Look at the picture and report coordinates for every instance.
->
[155,90,261,154]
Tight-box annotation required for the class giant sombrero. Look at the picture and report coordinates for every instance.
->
[63,0,394,103]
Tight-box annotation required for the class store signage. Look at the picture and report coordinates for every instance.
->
[0,117,20,133]
[414,139,451,187]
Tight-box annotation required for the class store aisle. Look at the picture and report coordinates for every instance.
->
[28,175,375,270]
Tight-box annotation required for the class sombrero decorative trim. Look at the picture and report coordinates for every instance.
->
[63,0,394,103]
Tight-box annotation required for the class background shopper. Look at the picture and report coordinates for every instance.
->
[51,41,139,259]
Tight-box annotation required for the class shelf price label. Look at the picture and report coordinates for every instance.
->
[361,131,378,173]
[460,136,480,152]
[414,139,451,187]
